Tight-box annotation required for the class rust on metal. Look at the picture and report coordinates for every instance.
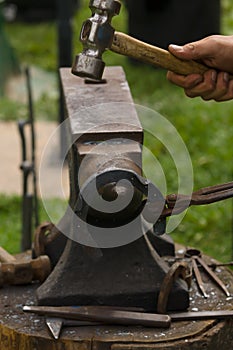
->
[0,255,51,286]
[33,222,56,257]
[157,261,192,314]
[163,181,233,218]
[185,248,231,298]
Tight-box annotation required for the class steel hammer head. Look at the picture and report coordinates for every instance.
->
[72,0,121,80]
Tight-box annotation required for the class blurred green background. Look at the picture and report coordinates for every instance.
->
[0,0,232,261]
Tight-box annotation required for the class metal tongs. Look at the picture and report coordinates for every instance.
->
[185,248,231,298]
[162,181,233,217]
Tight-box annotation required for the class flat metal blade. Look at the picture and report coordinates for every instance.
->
[170,310,233,322]
[46,317,63,340]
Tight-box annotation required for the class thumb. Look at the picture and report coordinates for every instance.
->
[168,41,210,61]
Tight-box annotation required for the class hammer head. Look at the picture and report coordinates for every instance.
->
[72,0,121,80]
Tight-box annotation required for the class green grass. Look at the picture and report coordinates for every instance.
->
[0,0,233,261]
[0,195,21,254]
[0,195,68,254]
[5,22,57,71]
[0,94,58,121]
[0,97,26,120]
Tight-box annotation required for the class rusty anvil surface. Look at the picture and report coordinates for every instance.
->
[37,67,189,311]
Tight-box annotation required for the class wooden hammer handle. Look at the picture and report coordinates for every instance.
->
[111,32,208,76]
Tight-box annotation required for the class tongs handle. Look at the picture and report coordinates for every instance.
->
[191,181,233,204]
[164,181,233,217]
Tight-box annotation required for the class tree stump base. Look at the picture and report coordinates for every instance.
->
[0,249,233,350]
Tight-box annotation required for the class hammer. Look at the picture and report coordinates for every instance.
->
[72,0,209,81]
[0,246,51,286]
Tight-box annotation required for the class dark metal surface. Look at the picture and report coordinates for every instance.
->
[36,236,189,311]
[72,0,121,80]
[23,305,171,328]
[76,169,165,227]
[209,261,233,269]
[170,310,233,322]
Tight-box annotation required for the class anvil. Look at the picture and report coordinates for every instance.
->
[36,67,189,311]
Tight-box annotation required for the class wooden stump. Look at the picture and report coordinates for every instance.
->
[0,250,233,349]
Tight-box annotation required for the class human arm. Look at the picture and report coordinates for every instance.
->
[166,35,233,101]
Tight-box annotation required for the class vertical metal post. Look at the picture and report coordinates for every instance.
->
[56,0,74,157]
[18,67,39,252]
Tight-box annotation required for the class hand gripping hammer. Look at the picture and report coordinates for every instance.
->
[72,0,209,81]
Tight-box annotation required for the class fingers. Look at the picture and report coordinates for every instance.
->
[196,72,230,101]
[216,75,233,101]
[167,71,203,88]
[185,71,233,101]
[184,70,220,99]
[167,70,233,101]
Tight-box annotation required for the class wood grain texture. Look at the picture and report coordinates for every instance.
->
[111,32,208,75]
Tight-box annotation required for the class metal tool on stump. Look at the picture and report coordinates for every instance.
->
[23,305,233,340]
[0,246,51,286]
[36,66,189,311]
